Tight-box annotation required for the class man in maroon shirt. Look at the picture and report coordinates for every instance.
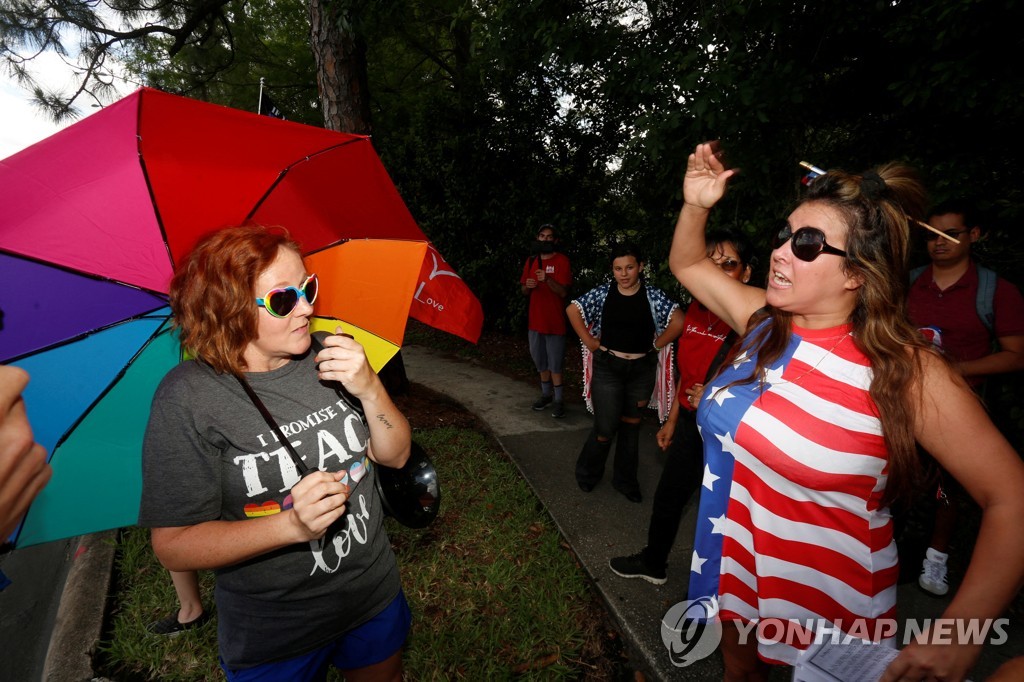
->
[907,200,1024,596]
[520,224,573,417]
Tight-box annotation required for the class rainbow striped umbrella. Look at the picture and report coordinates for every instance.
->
[0,88,440,548]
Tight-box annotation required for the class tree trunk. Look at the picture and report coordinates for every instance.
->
[307,0,372,134]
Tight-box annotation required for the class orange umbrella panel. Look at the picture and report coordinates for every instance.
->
[307,239,427,370]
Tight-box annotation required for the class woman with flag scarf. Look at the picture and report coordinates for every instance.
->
[568,240,684,503]
[669,143,1024,682]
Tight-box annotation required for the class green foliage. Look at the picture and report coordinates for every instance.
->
[119,0,322,125]
[364,1,637,332]
[608,0,1024,280]
[1,0,235,120]
[7,0,1024,312]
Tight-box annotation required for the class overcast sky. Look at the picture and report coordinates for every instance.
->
[0,48,132,160]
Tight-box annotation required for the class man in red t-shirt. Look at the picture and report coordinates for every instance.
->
[908,200,1024,596]
[520,224,572,417]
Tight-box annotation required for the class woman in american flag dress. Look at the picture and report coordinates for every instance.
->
[668,143,1024,682]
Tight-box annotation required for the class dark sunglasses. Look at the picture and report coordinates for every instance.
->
[712,257,742,273]
[255,274,318,318]
[925,228,970,242]
[772,223,848,262]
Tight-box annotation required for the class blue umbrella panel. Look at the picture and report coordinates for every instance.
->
[1,253,179,548]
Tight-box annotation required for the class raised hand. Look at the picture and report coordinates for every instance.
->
[683,141,737,210]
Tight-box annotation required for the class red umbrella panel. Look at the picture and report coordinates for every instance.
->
[0,87,456,548]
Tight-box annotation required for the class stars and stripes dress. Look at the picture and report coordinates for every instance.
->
[688,321,898,665]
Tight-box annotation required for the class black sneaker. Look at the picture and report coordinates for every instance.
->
[532,395,553,411]
[551,401,565,418]
[609,551,667,585]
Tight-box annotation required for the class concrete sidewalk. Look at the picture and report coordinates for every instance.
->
[34,343,1024,680]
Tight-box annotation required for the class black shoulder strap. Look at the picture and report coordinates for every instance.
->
[704,331,739,384]
[235,374,311,477]
[234,335,368,478]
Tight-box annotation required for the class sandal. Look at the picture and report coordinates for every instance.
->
[148,609,211,636]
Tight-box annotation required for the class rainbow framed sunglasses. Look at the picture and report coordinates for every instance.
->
[255,273,318,317]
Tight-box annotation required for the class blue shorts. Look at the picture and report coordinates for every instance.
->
[221,590,411,682]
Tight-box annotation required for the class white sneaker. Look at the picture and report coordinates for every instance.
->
[918,548,949,596]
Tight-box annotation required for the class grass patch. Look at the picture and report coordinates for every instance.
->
[97,528,219,681]
[95,426,622,679]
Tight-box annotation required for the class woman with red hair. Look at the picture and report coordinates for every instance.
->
[139,225,412,682]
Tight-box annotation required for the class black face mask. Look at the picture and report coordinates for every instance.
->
[531,240,556,255]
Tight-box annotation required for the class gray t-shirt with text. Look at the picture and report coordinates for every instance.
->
[138,348,401,669]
